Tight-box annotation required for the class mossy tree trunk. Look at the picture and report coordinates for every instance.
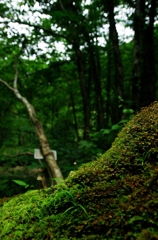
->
[0,67,63,184]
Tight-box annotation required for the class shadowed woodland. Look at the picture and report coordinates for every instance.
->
[0,1,158,238]
[0,0,158,195]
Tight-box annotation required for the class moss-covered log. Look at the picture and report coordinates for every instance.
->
[1,102,158,239]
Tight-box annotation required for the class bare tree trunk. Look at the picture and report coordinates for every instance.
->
[69,86,79,142]
[105,40,112,128]
[132,0,145,111]
[103,0,124,122]
[73,44,91,140]
[65,74,79,142]
[132,0,157,110]
[107,0,124,100]
[88,42,105,130]
[140,0,156,107]
[0,67,63,184]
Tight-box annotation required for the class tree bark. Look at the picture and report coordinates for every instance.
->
[105,0,124,122]
[132,0,157,110]
[107,0,124,99]
[88,42,105,130]
[65,74,80,142]
[140,0,157,107]
[0,68,63,184]
[73,43,91,140]
[105,40,112,127]
[132,0,145,111]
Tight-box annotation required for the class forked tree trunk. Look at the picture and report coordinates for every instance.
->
[0,69,63,184]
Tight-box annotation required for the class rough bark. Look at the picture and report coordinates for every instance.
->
[0,67,63,184]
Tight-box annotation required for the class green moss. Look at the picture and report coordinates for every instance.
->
[1,102,158,239]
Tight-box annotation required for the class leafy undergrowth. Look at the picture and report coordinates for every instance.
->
[1,102,158,239]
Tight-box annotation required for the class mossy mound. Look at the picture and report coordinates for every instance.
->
[1,102,158,239]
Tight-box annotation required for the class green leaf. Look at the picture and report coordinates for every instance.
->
[111,124,120,131]
[63,190,76,202]
[128,216,143,224]
[12,180,28,187]
[118,119,128,124]
[78,140,94,149]
[78,204,89,217]
[123,108,134,114]
[63,206,75,215]
[101,129,111,134]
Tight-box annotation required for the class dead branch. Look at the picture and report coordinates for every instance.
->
[0,78,14,91]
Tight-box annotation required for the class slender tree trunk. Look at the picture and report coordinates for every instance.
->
[140,0,156,107]
[105,40,112,128]
[58,0,91,140]
[105,0,124,122]
[66,77,79,142]
[88,42,105,130]
[23,102,63,181]
[108,0,124,98]
[132,0,156,110]
[69,90,79,142]
[0,70,63,184]
[73,43,91,140]
[132,0,145,111]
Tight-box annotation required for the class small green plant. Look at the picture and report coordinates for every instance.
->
[136,149,152,166]
[62,190,89,217]
[12,180,34,189]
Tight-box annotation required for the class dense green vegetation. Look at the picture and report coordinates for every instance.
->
[0,0,158,228]
[1,102,158,239]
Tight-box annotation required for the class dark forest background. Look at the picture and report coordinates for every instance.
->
[0,0,158,197]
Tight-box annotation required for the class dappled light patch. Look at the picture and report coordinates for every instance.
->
[1,102,158,239]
